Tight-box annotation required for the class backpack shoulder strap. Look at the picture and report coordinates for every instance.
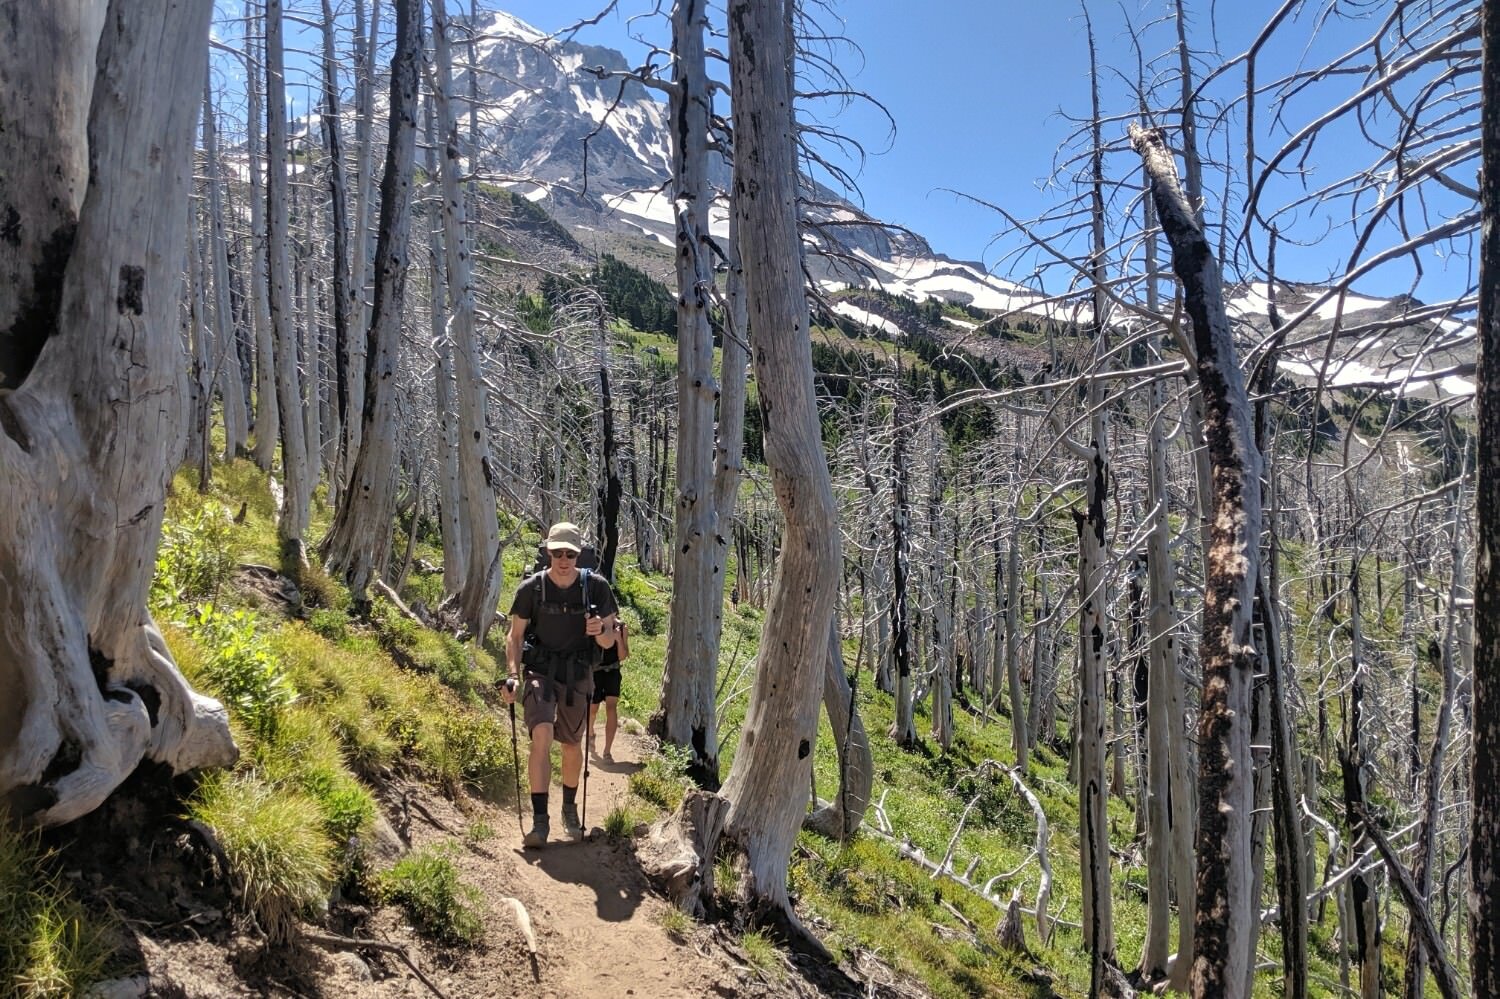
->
[580,567,592,613]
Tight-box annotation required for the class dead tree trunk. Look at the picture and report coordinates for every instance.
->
[714,0,841,922]
[805,618,872,839]
[318,0,352,497]
[323,0,422,601]
[266,0,313,560]
[202,74,249,461]
[1130,123,1262,999]
[1471,5,1500,991]
[0,0,237,826]
[245,10,279,473]
[423,97,464,601]
[655,0,725,785]
[345,0,380,477]
[431,0,501,640]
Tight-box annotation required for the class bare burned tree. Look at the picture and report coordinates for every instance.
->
[1131,122,1262,999]
[0,0,237,826]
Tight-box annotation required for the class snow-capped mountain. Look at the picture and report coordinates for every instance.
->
[458,10,1472,398]
[459,11,974,281]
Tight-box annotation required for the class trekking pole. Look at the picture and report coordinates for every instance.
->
[506,681,525,840]
[580,700,592,841]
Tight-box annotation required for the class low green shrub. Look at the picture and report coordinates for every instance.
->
[627,741,694,811]
[306,608,349,643]
[151,499,237,610]
[185,605,295,740]
[377,845,483,946]
[425,715,514,802]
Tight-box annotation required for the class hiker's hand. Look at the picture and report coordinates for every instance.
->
[501,676,518,704]
[585,614,603,637]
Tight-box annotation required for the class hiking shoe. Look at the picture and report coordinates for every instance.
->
[561,802,583,840]
[601,751,614,764]
[523,814,549,848]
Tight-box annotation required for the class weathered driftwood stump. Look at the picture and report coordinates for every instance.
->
[638,788,727,918]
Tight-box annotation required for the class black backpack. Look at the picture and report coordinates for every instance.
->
[524,550,625,669]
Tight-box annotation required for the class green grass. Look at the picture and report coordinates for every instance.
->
[377,844,484,946]
[0,820,115,998]
[187,774,334,943]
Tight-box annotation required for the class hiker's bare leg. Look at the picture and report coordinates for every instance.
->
[529,721,554,793]
[603,696,619,755]
[588,702,600,750]
[561,739,583,787]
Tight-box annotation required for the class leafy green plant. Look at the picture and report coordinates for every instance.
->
[306,608,349,643]
[188,774,333,943]
[377,845,483,946]
[151,499,237,610]
[186,605,295,740]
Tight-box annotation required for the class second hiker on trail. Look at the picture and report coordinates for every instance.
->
[502,522,620,848]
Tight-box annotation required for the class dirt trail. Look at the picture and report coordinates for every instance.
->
[126,730,745,998]
[341,729,740,999]
[450,730,735,999]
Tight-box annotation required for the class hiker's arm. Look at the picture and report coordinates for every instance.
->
[506,615,528,681]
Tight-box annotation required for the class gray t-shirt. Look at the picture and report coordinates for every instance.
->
[509,570,618,656]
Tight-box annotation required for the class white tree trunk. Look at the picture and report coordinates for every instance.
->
[344,0,381,477]
[202,75,249,460]
[0,0,236,827]
[656,0,725,783]
[423,99,466,602]
[244,11,279,473]
[431,1,501,640]
[266,0,313,557]
[805,619,873,840]
[323,0,422,599]
[717,0,841,919]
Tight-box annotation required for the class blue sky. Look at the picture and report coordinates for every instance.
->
[490,0,1478,306]
[221,1,1478,306]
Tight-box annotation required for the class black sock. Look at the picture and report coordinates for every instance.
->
[531,792,548,817]
[562,784,577,807]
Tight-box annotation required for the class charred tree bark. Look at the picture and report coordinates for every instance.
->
[323,0,422,600]
[0,0,237,826]
[1130,123,1262,999]
[1472,5,1500,991]
[318,0,353,494]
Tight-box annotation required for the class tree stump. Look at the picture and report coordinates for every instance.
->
[638,788,727,918]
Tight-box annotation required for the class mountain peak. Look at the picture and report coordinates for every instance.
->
[478,9,547,45]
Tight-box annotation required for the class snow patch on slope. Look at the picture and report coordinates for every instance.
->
[832,301,905,338]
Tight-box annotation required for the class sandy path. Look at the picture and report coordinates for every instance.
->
[354,729,739,999]
[132,730,746,998]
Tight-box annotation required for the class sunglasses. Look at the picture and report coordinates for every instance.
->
[547,549,579,560]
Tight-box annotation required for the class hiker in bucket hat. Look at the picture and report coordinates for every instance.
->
[501,523,619,846]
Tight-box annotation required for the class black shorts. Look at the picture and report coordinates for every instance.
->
[591,667,621,704]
